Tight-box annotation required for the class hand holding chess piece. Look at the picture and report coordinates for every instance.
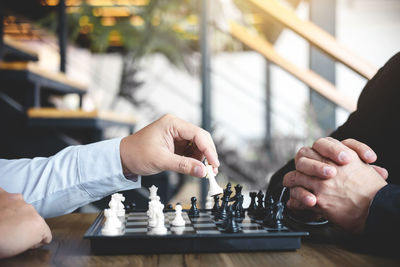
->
[204,159,223,197]
[120,114,220,178]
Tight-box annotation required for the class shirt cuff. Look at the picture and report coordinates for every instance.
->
[77,137,141,198]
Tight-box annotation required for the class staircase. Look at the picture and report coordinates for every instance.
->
[0,34,136,159]
[229,0,379,112]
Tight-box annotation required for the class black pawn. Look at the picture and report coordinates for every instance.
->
[263,196,275,227]
[189,196,200,216]
[211,195,220,215]
[247,192,257,215]
[255,190,265,220]
[222,206,241,233]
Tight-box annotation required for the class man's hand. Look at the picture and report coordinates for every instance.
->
[283,138,387,232]
[0,188,52,259]
[120,114,220,178]
[287,138,388,209]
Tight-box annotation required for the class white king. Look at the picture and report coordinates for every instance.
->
[205,160,223,196]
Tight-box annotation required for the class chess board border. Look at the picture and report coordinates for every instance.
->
[84,210,308,255]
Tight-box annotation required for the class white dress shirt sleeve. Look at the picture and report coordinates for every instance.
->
[0,137,141,218]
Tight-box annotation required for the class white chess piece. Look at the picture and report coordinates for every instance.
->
[102,208,123,236]
[111,193,126,218]
[147,197,160,227]
[149,185,158,201]
[171,204,186,227]
[171,226,185,235]
[205,195,214,210]
[152,202,167,235]
[205,161,223,196]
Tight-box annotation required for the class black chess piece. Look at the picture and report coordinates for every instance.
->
[247,192,257,216]
[231,184,245,218]
[211,195,220,215]
[222,206,241,233]
[189,196,200,216]
[164,203,174,211]
[263,196,275,227]
[124,202,136,212]
[271,201,285,229]
[217,183,232,220]
[255,190,265,220]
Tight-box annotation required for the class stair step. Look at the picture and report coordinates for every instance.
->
[230,22,356,112]
[3,36,39,62]
[0,62,87,107]
[27,108,136,129]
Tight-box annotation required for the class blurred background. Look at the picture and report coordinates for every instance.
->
[0,0,399,210]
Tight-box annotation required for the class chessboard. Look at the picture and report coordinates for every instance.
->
[84,209,308,254]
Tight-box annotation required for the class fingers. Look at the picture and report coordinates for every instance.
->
[341,138,377,163]
[167,154,206,178]
[294,147,324,165]
[296,157,336,179]
[168,115,220,168]
[312,137,354,165]
[41,223,52,245]
[283,171,318,193]
[288,186,317,208]
[371,165,389,180]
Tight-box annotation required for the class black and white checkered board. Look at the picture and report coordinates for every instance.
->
[84,210,308,254]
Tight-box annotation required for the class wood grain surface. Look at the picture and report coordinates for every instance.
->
[0,213,398,267]
[0,61,87,90]
[28,108,137,125]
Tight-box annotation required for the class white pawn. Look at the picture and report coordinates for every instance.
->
[205,160,223,196]
[102,208,122,236]
[171,204,186,227]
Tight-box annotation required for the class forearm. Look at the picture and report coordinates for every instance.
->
[0,138,141,218]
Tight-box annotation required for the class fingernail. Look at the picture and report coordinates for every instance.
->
[306,195,315,206]
[194,166,204,177]
[338,151,350,163]
[323,166,335,177]
[364,150,376,161]
[213,167,219,174]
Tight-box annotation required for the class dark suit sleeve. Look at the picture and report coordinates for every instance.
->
[267,52,400,201]
[364,184,400,238]
[360,184,400,254]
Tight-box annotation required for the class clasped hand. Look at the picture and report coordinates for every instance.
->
[283,137,388,233]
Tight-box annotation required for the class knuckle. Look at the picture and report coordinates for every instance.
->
[161,113,175,122]
[315,137,326,145]
[178,158,190,174]
[296,147,308,161]
[296,157,306,170]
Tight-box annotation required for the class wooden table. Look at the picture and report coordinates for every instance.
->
[1,214,399,267]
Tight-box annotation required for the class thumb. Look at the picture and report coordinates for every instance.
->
[167,154,206,178]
